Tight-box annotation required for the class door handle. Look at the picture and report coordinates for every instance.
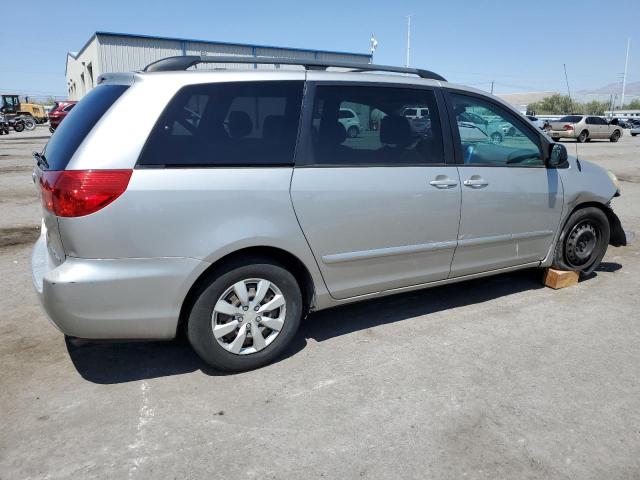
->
[463,176,489,188]
[429,176,457,189]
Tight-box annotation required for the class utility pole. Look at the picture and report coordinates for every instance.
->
[406,15,411,68]
[621,38,630,108]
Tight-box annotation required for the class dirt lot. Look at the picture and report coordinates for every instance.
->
[1,128,639,479]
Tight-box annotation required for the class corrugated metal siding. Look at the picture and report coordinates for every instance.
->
[94,34,370,76]
[316,52,370,63]
[185,42,254,70]
[99,36,182,72]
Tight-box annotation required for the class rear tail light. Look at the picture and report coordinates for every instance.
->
[40,169,132,217]
[563,124,574,131]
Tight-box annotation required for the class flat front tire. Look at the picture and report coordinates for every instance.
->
[553,207,610,275]
[187,257,302,372]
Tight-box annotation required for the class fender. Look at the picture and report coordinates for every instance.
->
[605,205,628,247]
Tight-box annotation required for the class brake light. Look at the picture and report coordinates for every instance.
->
[40,170,132,217]
[563,124,574,131]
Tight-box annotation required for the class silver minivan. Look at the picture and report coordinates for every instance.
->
[32,56,630,371]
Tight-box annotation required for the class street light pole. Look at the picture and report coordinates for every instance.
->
[621,38,630,108]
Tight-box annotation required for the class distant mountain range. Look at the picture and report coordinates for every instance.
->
[578,81,640,96]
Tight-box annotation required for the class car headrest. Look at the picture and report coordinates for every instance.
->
[319,122,347,146]
[227,111,253,138]
[263,115,285,141]
[380,115,412,147]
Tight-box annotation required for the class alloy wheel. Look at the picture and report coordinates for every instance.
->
[211,278,286,355]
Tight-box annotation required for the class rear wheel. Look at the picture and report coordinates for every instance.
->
[347,125,359,138]
[13,122,24,133]
[577,130,588,143]
[610,130,621,142]
[490,132,503,144]
[187,257,302,372]
[553,207,610,274]
[23,117,36,130]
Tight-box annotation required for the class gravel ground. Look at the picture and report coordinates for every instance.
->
[1,127,639,479]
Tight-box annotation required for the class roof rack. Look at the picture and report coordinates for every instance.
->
[143,55,447,81]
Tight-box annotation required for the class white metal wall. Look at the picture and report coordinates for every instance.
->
[66,37,100,100]
[99,36,182,73]
[66,34,370,99]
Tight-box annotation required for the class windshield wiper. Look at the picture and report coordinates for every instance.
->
[33,151,49,170]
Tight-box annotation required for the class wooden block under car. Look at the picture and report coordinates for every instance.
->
[542,268,579,289]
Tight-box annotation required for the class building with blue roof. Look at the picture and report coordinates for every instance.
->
[65,31,371,100]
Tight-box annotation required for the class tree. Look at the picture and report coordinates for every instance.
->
[527,94,575,114]
[583,100,608,115]
[622,99,640,110]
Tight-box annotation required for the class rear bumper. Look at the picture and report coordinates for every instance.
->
[31,233,208,340]
[548,129,576,139]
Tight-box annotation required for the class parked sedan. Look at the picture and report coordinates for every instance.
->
[526,115,545,130]
[47,101,77,133]
[548,115,622,143]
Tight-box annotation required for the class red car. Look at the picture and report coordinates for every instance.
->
[48,101,77,133]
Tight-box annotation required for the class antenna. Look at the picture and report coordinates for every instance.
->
[621,38,630,108]
[406,15,411,68]
[563,63,573,112]
[563,63,579,159]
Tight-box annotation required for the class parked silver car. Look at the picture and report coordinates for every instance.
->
[31,56,630,371]
[548,115,623,143]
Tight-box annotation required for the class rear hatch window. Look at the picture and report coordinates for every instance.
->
[43,85,128,170]
[558,115,582,123]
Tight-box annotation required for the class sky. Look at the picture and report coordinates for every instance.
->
[2,0,638,98]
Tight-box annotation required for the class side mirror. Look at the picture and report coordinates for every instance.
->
[547,143,567,167]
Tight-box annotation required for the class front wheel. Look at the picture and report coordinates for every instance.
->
[13,123,24,133]
[347,125,359,138]
[187,257,302,372]
[490,132,503,144]
[553,207,610,274]
[610,131,620,142]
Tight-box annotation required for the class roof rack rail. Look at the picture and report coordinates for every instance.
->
[143,55,447,81]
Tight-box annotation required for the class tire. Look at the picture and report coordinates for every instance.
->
[347,125,359,138]
[13,123,24,133]
[49,126,55,134]
[23,117,36,131]
[187,257,303,372]
[577,130,588,143]
[610,130,620,142]
[490,132,503,144]
[632,133,638,137]
[552,207,610,275]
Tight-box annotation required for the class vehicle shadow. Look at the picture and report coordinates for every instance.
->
[67,264,620,384]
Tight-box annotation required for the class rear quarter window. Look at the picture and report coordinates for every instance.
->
[138,81,304,167]
[43,85,128,171]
